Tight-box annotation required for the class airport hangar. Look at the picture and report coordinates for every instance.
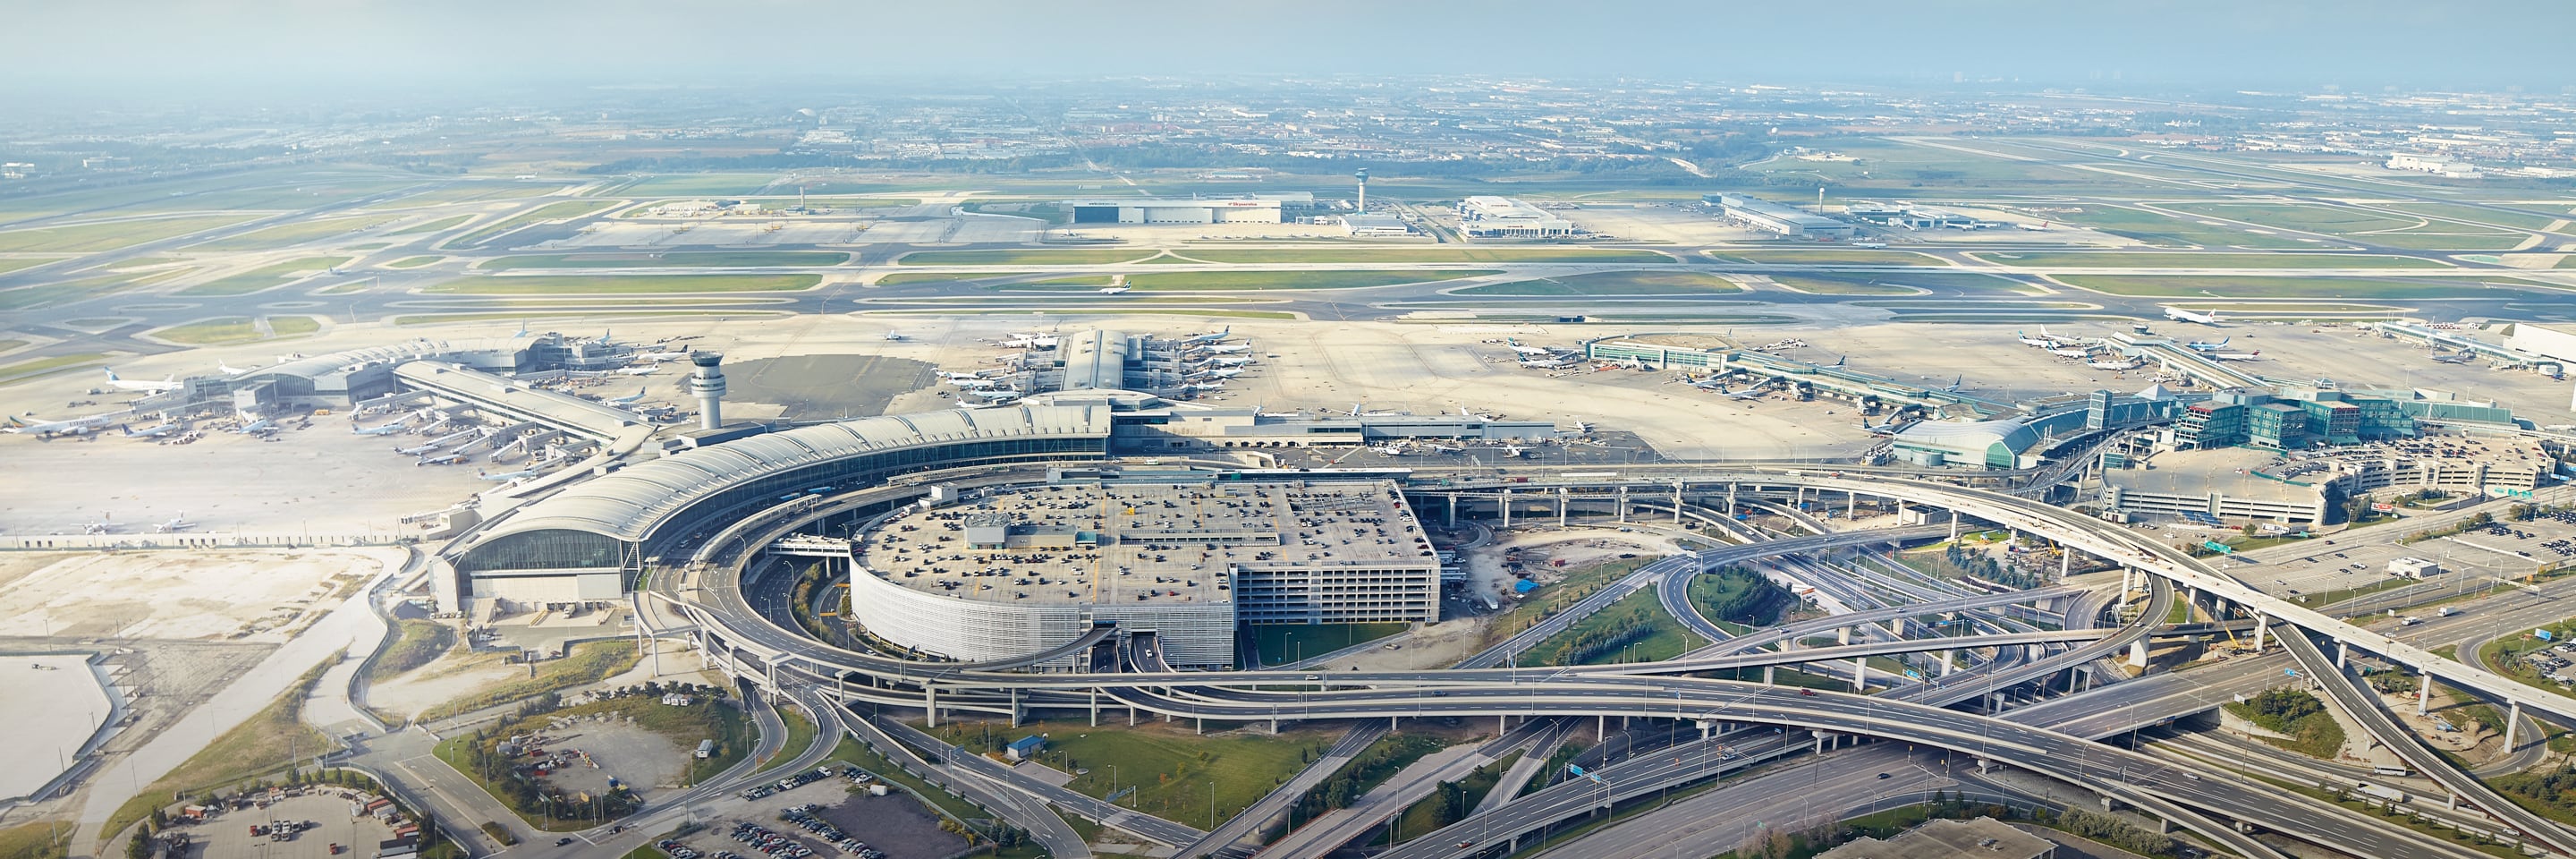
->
[430,400,1554,667]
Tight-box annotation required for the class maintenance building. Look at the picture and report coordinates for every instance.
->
[1456,197,1578,237]
[1063,196,1287,225]
[1705,193,1856,239]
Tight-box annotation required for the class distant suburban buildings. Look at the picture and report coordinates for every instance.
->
[2385,152,2480,178]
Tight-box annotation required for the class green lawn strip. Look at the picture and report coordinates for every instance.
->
[423,274,821,295]
[1970,251,2450,269]
[480,251,848,270]
[100,660,340,845]
[922,717,1331,828]
[1767,275,1920,295]
[419,640,640,722]
[1184,248,1670,264]
[1703,248,1949,266]
[1377,752,1519,846]
[2380,202,2571,232]
[896,249,1157,267]
[1115,269,1496,291]
[0,353,113,383]
[179,256,352,296]
[151,316,320,345]
[2055,274,2560,299]
[2356,232,2533,251]
[0,214,261,253]
[432,692,747,831]
[864,308,1297,319]
[1686,566,1793,629]
[2163,201,2426,234]
[2047,206,2319,249]
[449,200,618,248]
[1524,583,1706,668]
[0,820,72,859]
[1784,270,2040,294]
[367,619,457,683]
[394,310,794,326]
[2475,621,2576,698]
[389,214,477,235]
[2222,689,2344,759]
[194,215,401,251]
[1287,733,1452,829]
[874,271,993,285]
[760,704,820,771]
[1455,270,1741,296]
[0,339,26,353]
[0,256,72,275]
[1479,557,1657,652]
[607,174,785,197]
[386,256,443,268]
[1250,623,1411,667]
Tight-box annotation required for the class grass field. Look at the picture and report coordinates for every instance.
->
[896,248,1157,266]
[1455,270,1742,296]
[2048,205,2318,249]
[388,214,476,235]
[386,256,443,268]
[1524,586,1705,666]
[2055,274,2559,299]
[178,256,352,296]
[1704,248,1948,266]
[2382,202,2572,232]
[1969,251,2451,269]
[0,257,69,275]
[423,274,822,294]
[0,352,109,383]
[0,268,190,310]
[194,215,400,251]
[481,251,848,270]
[366,619,455,683]
[2165,201,2529,250]
[152,315,321,344]
[100,662,337,845]
[1775,270,2040,294]
[0,821,67,859]
[1248,623,1411,666]
[419,640,640,721]
[874,271,997,285]
[394,310,797,326]
[1116,269,1496,291]
[924,717,1332,829]
[760,705,820,771]
[868,308,1298,320]
[0,214,260,253]
[1767,275,1918,294]
[606,174,784,197]
[449,200,618,248]
[387,183,566,207]
[1177,247,1672,264]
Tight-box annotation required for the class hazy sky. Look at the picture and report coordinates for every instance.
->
[17,1,2575,101]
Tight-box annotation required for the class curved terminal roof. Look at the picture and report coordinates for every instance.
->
[239,338,518,382]
[479,405,1112,543]
[1891,417,2040,455]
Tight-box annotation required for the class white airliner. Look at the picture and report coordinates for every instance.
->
[103,369,182,393]
[1489,444,1530,458]
[937,371,992,382]
[4,412,124,437]
[416,453,468,466]
[2165,307,2222,327]
[607,387,649,405]
[1505,338,1558,356]
[394,441,442,455]
[233,417,278,434]
[2014,329,2063,348]
[1570,421,1594,434]
[1519,356,1577,370]
[1341,403,1399,417]
[616,365,660,376]
[2429,351,2476,364]
[884,331,905,342]
[1180,327,1231,345]
[352,421,406,436]
[2207,351,2263,361]
[1860,418,1916,437]
[218,361,254,375]
[155,513,195,532]
[2048,347,2092,359]
[2182,337,2230,352]
[997,335,1058,349]
[123,422,181,438]
[2089,356,2146,370]
[1200,344,1251,354]
[478,467,541,481]
[1207,356,1254,367]
[1098,285,1131,294]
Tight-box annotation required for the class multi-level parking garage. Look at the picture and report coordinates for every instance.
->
[419,401,2576,859]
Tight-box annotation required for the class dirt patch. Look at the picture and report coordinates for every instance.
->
[0,549,388,641]
[525,712,686,795]
[1461,528,1684,603]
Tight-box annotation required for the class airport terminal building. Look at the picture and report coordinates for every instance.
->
[1062,196,1294,225]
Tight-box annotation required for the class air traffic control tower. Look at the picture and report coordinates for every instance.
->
[687,352,726,430]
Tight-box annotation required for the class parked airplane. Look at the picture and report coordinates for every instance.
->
[394,441,442,455]
[478,467,541,481]
[1340,403,1399,417]
[637,351,691,362]
[1207,355,1254,367]
[1935,375,1965,392]
[606,387,650,405]
[2429,351,2477,364]
[1180,327,1231,345]
[996,333,1059,348]
[154,513,195,532]
[233,417,278,435]
[416,454,468,466]
[884,331,905,342]
[1519,356,1578,370]
[103,369,182,393]
[2089,356,2146,370]
[1488,444,1530,458]
[217,360,255,375]
[2048,347,2092,359]
[616,365,660,376]
[1199,344,1252,354]
[951,377,1007,389]
[123,421,180,438]
[1098,285,1131,294]
[2165,307,2222,326]
[2182,337,2230,352]
[965,388,1023,403]
[937,370,995,382]
[1505,338,1558,356]
[1570,421,1594,435]
[2014,329,2065,348]
[2207,351,2263,361]
[352,421,406,436]
[4,412,123,437]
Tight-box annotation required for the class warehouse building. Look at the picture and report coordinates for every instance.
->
[1705,193,1856,238]
[1063,196,1287,225]
[1456,196,1578,237]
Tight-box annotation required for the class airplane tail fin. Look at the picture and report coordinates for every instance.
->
[104,368,120,381]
